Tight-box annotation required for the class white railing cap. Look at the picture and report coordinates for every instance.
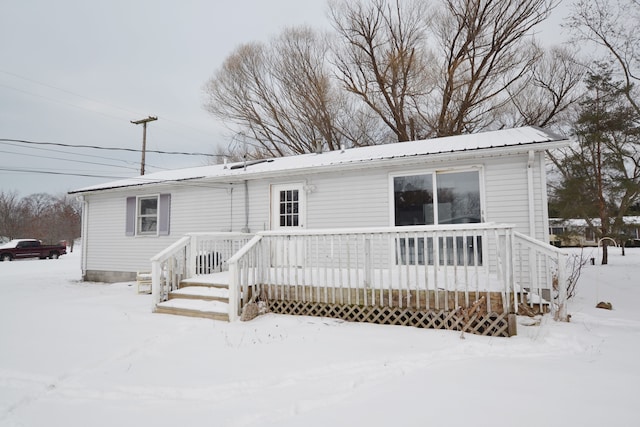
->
[227,235,263,264]
[150,235,191,262]
[258,223,516,237]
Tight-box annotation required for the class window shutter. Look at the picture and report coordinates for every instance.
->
[125,197,136,236]
[158,194,171,236]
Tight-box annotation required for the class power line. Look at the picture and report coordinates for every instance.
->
[0,167,128,179]
[0,166,235,191]
[2,141,144,167]
[0,141,168,171]
[0,138,222,157]
[0,148,140,172]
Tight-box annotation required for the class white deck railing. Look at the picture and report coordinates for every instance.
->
[513,231,569,321]
[227,224,563,320]
[150,232,252,307]
[151,226,569,322]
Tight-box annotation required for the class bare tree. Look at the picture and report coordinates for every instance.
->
[21,193,57,243]
[0,191,82,247]
[426,0,559,136]
[0,191,23,239]
[567,0,640,116]
[330,0,434,142]
[204,27,355,157]
[52,195,82,251]
[204,0,568,155]
[502,46,585,130]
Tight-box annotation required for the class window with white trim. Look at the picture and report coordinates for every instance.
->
[278,189,300,227]
[126,194,171,237]
[393,170,482,265]
[137,196,158,234]
[394,170,481,226]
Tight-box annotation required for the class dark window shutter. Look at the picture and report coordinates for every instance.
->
[158,194,171,236]
[125,197,136,236]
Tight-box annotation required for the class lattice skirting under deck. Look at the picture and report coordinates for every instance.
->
[267,300,517,337]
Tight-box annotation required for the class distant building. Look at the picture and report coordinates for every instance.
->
[549,217,640,247]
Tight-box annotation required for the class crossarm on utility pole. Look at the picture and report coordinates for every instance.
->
[130,116,158,175]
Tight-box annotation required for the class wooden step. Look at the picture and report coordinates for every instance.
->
[180,272,229,289]
[169,285,229,303]
[154,274,232,321]
[154,298,229,321]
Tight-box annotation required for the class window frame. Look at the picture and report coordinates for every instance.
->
[270,183,306,230]
[389,167,485,266]
[136,194,160,236]
[126,193,171,237]
[389,166,485,227]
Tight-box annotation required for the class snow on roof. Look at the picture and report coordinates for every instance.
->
[550,217,640,227]
[70,126,567,194]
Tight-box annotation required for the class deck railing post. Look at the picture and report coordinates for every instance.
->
[188,235,197,278]
[555,251,569,321]
[228,260,240,322]
[505,228,515,313]
[151,260,161,309]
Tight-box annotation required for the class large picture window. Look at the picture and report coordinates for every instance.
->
[394,170,481,226]
[393,170,482,266]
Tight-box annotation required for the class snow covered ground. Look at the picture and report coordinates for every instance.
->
[0,247,638,426]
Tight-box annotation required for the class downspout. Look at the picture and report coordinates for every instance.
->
[527,150,536,238]
[228,186,234,232]
[540,152,551,243]
[79,195,88,279]
[242,180,250,233]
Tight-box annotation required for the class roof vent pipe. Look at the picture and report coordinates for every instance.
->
[315,141,322,154]
[340,144,345,153]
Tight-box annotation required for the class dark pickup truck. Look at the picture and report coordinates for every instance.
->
[0,239,67,261]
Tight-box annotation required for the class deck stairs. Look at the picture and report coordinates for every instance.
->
[154,273,231,321]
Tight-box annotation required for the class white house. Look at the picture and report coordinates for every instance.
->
[70,127,570,336]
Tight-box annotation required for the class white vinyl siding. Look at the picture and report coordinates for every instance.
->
[81,150,550,279]
[305,170,390,229]
[483,154,533,235]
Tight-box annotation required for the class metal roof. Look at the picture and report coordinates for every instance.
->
[70,126,568,194]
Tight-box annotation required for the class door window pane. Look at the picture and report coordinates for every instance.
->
[279,189,299,227]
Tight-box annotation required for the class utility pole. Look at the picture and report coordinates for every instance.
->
[130,116,157,175]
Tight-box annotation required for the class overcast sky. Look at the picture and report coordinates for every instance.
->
[0,0,571,198]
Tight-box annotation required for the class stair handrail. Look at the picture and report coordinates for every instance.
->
[227,235,263,321]
[151,235,191,308]
[513,231,569,321]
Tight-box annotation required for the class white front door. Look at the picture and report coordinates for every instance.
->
[271,183,306,266]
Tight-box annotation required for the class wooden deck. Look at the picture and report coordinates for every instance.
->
[154,272,517,337]
[151,227,568,337]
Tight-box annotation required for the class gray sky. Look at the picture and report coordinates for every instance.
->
[0,0,329,197]
[0,0,571,198]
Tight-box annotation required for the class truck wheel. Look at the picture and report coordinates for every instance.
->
[1,254,11,262]
[49,252,60,260]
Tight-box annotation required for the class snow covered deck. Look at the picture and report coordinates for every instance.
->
[151,225,567,336]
